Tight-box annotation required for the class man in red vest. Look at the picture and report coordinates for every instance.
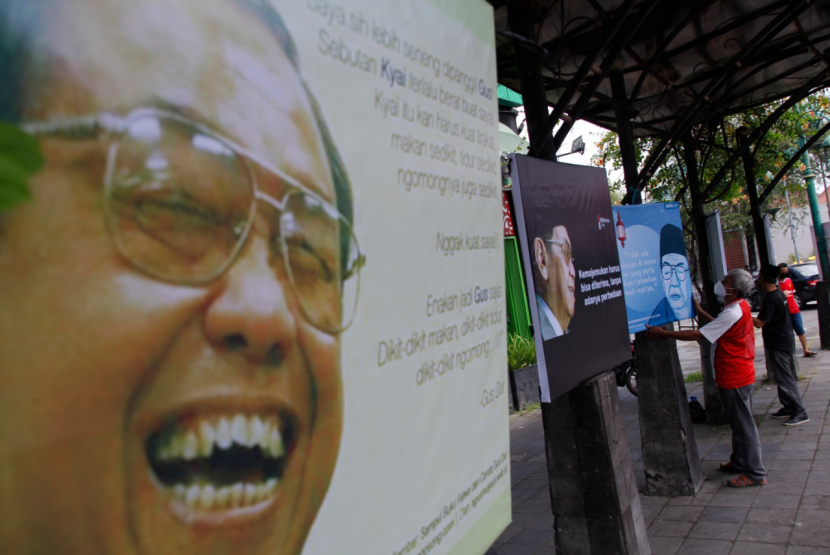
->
[777,263,817,357]
[647,269,766,487]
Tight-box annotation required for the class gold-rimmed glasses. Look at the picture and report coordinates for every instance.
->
[544,239,575,265]
[23,108,365,334]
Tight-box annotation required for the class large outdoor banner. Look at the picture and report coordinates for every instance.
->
[510,155,631,401]
[0,1,510,554]
[614,203,695,334]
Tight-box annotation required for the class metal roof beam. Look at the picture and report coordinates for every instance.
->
[626,0,813,203]
[526,0,640,157]
[551,0,661,153]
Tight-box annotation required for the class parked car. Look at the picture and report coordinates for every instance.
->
[787,262,820,309]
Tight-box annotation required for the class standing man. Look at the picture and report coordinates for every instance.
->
[755,265,810,426]
[646,269,766,487]
[777,263,817,357]
[533,225,576,340]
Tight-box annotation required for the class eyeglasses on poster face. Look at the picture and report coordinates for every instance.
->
[23,108,365,334]
[545,239,574,265]
[661,263,688,282]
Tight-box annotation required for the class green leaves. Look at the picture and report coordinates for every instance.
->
[0,122,44,211]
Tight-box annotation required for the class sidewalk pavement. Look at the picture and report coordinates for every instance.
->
[489,306,830,555]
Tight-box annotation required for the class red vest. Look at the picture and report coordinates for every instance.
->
[714,300,756,389]
[779,278,799,314]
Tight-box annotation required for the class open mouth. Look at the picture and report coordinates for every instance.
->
[671,293,682,301]
[146,413,295,512]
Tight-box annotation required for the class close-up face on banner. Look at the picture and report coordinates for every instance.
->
[0,1,509,554]
[614,203,695,334]
[510,155,631,401]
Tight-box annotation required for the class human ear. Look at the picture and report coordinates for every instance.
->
[534,238,548,280]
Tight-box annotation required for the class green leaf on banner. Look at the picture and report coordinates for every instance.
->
[0,123,44,173]
[0,155,33,210]
[0,122,43,211]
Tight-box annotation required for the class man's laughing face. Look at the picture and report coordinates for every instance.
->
[0,0,343,553]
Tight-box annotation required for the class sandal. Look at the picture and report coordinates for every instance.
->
[804,351,817,358]
[719,462,742,474]
[726,474,766,488]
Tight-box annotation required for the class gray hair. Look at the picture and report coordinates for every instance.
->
[727,268,753,298]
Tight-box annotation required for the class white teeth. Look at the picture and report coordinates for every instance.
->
[215,485,230,509]
[249,416,266,447]
[200,484,216,510]
[182,431,198,461]
[230,483,244,507]
[269,426,285,458]
[167,435,182,460]
[231,414,248,446]
[170,480,278,511]
[185,484,200,507]
[216,417,232,449]
[244,483,257,505]
[199,421,215,457]
[156,415,285,461]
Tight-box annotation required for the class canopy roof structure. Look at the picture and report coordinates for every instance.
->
[490,0,830,137]
[490,0,830,200]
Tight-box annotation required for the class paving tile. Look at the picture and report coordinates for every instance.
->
[798,495,830,510]
[505,527,555,546]
[525,511,554,530]
[746,508,797,526]
[648,519,695,537]
[648,535,683,555]
[491,544,539,555]
[796,509,830,527]
[686,520,741,540]
[737,523,793,544]
[657,506,704,522]
[707,492,756,507]
[495,524,522,543]
[766,469,809,482]
[698,505,748,523]
[769,459,813,471]
[756,480,806,496]
[786,546,830,554]
[730,542,787,555]
[801,481,830,495]
[790,525,830,547]
[675,538,732,555]
[752,494,801,509]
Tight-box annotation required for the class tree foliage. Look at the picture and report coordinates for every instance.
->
[592,92,830,274]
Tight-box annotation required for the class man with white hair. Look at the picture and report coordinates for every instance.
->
[647,269,766,488]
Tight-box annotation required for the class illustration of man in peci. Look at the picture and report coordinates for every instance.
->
[0,0,364,553]
[649,224,693,325]
[533,224,576,340]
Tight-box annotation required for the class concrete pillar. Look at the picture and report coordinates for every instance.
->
[634,330,703,496]
[542,372,651,555]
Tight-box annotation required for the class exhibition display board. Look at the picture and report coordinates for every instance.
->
[614,203,695,333]
[510,155,631,401]
[0,1,510,554]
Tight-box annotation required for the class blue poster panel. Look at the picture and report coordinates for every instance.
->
[614,203,694,333]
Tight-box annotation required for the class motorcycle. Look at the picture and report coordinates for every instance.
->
[612,342,637,397]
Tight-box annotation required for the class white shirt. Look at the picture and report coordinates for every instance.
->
[699,300,745,375]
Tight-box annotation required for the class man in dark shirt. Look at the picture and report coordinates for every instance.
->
[754,265,809,426]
